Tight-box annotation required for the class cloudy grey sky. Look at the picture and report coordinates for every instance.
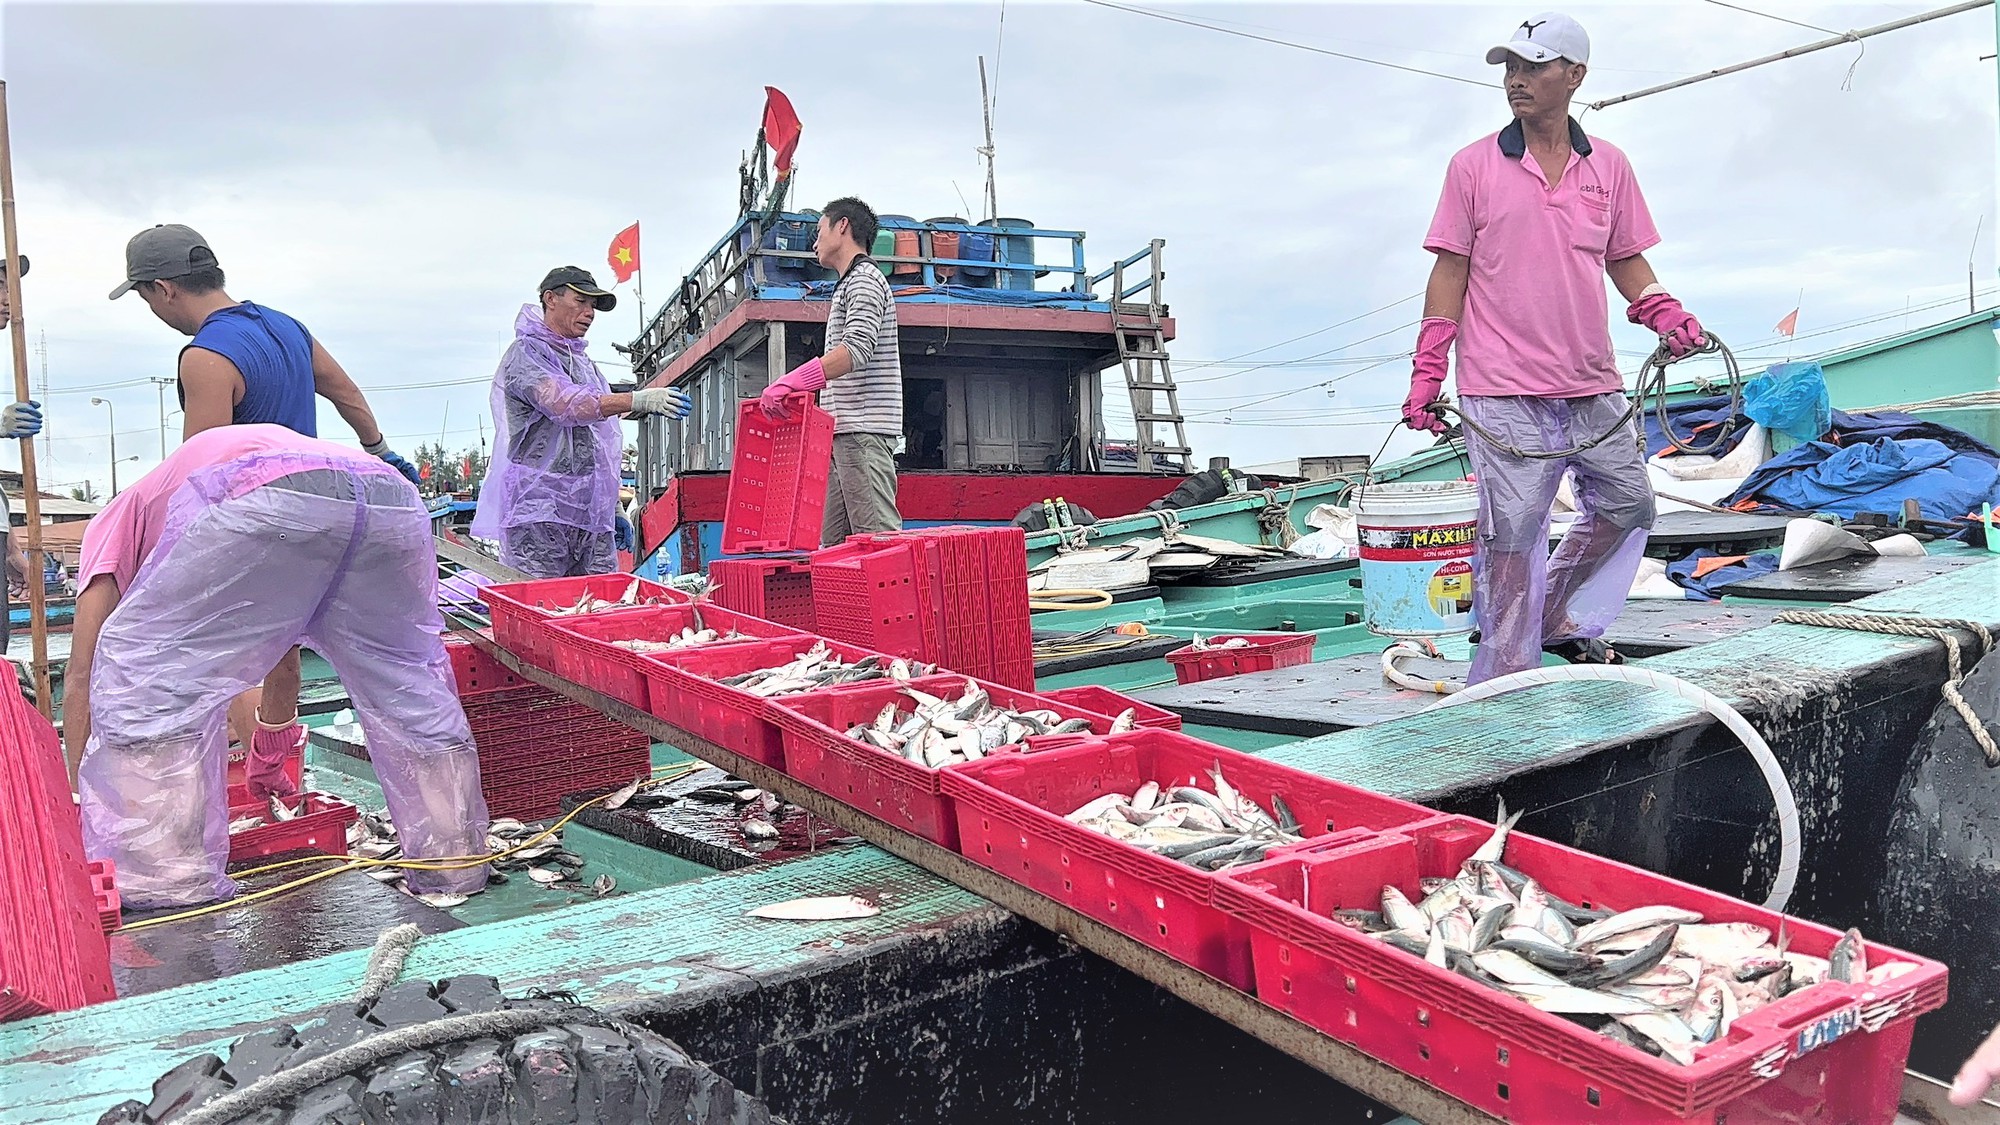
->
[0,0,1992,494]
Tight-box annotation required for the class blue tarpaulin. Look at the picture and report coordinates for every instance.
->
[1724,437,2000,522]
[1642,394,1750,459]
[1664,549,1781,600]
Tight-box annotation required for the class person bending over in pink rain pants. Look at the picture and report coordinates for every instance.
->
[66,424,491,908]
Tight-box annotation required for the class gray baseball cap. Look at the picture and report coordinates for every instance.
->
[109,224,217,299]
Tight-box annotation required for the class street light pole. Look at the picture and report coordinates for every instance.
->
[90,396,117,496]
[150,376,173,458]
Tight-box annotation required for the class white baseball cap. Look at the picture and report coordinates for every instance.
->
[1487,13,1590,65]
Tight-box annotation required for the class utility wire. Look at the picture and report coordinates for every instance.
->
[1701,0,1837,36]
[1174,291,1422,381]
[1078,0,1499,89]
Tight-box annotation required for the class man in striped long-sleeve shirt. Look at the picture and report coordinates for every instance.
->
[759,197,905,542]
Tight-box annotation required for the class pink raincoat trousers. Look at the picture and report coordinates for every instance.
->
[77,451,490,907]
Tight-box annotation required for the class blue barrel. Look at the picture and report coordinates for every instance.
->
[978,217,1036,290]
[759,218,819,285]
[957,227,996,287]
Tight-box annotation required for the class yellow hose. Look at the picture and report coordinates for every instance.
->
[124,760,706,931]
[1028,588,1115,611]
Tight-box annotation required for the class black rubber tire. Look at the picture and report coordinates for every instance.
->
[98,975,782,1125]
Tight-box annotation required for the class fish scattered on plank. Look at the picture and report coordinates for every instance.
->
[746,895,881,921]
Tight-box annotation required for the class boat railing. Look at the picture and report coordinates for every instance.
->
[630,212,1106,382]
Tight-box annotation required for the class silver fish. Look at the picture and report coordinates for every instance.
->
[1382,886,1429,934]
[1502,984,1661,1016]
[1828,928,1867,984]
[1472,949,1565,986]
[743,818,780,841]
[603,775,646,811]
[1574,905,1703,949]
[415,892,469,909]
[1470,797,1522,865]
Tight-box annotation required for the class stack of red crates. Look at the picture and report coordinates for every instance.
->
[707,555,816,632]
[448,640,651,821]
[807,526,1033,688]
[0,671,115,1021]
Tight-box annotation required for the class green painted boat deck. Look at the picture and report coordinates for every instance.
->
[0,847,982,1125]
[1265,558,2000,798]
[300,744,715,928]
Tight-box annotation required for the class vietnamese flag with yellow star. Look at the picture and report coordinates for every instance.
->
[607,221,640,284]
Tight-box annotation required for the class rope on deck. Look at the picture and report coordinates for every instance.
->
[353,923,425,1004]
[1773,608,2000,765]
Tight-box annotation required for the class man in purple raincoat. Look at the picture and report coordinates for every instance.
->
[472,267,690,577]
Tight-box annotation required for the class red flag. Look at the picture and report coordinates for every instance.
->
[762,87,802,177]
[1774,308,1800,337]
[463,455,473,481]
[418,461,432,482]
[607,222,640,285]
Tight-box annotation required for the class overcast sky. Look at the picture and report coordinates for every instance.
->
[0,0,1992,495]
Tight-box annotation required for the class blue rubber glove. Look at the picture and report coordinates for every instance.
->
[615,515,636,553]
[363,438,421,485]
[1,401,42,439]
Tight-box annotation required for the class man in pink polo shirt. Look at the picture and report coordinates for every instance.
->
[67,424,490,908]
[1404,12,1705,684]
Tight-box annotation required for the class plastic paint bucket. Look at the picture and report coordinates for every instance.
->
[1353,480,1480,637]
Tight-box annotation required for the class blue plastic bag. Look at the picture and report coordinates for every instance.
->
[1743,362,1832,443]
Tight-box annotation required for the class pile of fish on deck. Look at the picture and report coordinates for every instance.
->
[712,642,938,698]
[841,678,1135,768]
[1336,804,1914,1065]
[1032,532,1290,591]
[1065,765,1304,871]
[345,811,616,907]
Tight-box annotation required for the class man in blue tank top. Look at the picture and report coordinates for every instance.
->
[110,223,421,796]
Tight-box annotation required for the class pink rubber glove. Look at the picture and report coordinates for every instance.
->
[1627,293,1705,360]
[246,720,305,801]
[1402,317,1457,435]
[758,356,827,419]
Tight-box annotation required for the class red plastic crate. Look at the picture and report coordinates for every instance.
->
[810,539,944,664]
[87,860,119,934]
[639,636,888,770]
[940,729,1437,989]
[768,676,1119,848]
[448,637,531,696]
[721,394,836,553]
[476,575,688,668]
[0,667,115,1022]
[226,791,361,864]
[1165,632,1316,685]
[707,555,817,632]
[544,604,809,710]
[1213,816,1949,1123]
[1040,685,1182,731]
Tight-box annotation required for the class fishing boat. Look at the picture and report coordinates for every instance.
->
[15,44,2000,1123]
[10,294,1999,1125]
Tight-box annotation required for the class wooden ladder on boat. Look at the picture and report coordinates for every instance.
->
[1099,240,1192,473]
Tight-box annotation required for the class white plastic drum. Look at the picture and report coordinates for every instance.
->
[1353,480,1480,637]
